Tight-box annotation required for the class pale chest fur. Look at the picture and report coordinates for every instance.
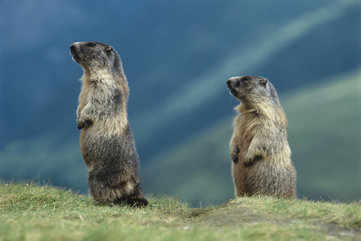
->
[78,71,129,135]
[232,112,260,156]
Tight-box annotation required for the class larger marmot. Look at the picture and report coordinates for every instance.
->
[70,41,148,206]
[226,75,296,198]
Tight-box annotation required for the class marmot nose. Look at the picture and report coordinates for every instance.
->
[227,76,240,87]
[70,44,79,56]
[70,43,83,59]
[70,42,81,49]
[70,44,76,52]
[226,79,235,89]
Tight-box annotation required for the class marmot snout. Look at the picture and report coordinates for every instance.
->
[227,75,280,104]
[70,41,123,77]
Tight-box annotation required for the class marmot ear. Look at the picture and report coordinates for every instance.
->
[105,46,113,53]
[260,78,268,86]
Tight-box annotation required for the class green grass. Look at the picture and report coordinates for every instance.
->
[1,183,360,241]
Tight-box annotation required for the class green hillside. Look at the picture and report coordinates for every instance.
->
[1,183,360,241]
[133,0,359,145]
[143,70,361,205]
[0,0,360,205]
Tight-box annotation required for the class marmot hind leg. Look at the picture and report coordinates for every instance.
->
[114,184,148,207]
[88,170,148,207]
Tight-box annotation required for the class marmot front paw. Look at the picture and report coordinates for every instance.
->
[244,151,264,167]
[77,119,93,129]
[231,147,240,164]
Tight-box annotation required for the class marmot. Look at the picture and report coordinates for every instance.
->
[70,41,148,206]
[226,75,296,198]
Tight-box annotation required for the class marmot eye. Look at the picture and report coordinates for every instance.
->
[85,42,97,47]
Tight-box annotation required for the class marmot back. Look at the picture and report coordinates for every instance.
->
[70,41,148,206]
[226,75,296,198]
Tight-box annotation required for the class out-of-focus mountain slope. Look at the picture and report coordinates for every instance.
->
[142,69,361,205]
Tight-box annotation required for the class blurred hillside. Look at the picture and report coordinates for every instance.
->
[0,0,360,205]
[143,69,361,205]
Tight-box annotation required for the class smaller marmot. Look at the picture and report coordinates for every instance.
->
[227,75,296,198]
[70,41,148,206]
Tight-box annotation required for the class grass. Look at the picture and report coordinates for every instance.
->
[1,183,360,241]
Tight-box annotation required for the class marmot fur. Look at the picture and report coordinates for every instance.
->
[70,41,148,206]
[227,75,296,198]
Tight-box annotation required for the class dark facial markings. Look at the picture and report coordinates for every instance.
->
[235,80,241,87]
[241,76,252,82]
[85,42,97,47]
[71,41,124,75]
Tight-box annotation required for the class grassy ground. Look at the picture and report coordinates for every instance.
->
[1,183,360,241]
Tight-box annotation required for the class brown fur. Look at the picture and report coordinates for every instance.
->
[227,75,296,198]
[70,41,148,206]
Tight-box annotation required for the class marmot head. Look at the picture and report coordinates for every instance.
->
[226,75,280,105]
[70,41,122,76]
